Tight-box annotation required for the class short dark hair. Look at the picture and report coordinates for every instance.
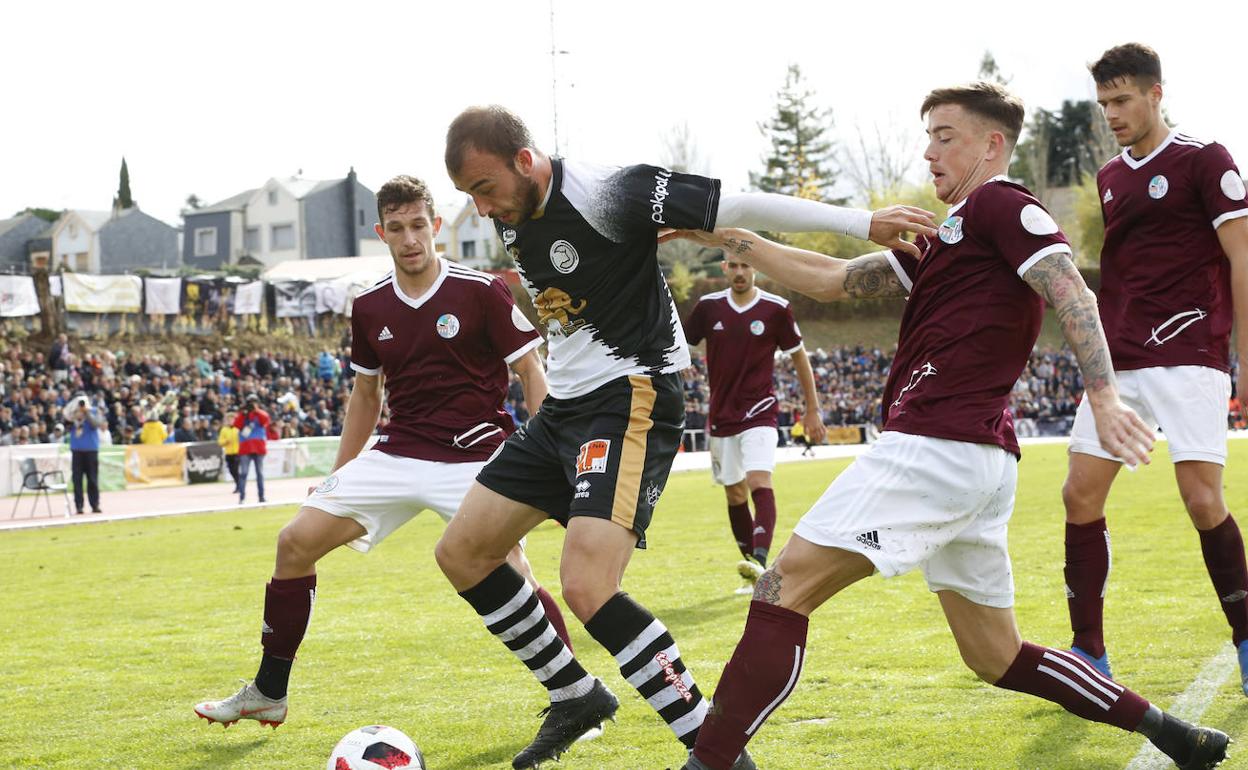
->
[920,81,1025,148]
[375,175,436,224]
[1089,43,1162,89]
[445,105,535,176]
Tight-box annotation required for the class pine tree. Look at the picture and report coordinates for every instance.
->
[750,64,838,202]
[114,157,135,210]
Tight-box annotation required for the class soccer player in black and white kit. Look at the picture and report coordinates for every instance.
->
[433,105,935,769]
[193,176,575,730]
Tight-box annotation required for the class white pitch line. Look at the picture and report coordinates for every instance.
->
[1125,643,1237,770]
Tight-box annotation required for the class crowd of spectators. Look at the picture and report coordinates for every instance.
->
[0,335,356,447]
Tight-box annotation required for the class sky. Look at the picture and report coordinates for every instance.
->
[4,0,1246,228]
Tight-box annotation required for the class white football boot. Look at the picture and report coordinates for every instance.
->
[194,681,287,728]
[735,558,765,595]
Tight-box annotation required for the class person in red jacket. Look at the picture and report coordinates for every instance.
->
[234,393,270,504]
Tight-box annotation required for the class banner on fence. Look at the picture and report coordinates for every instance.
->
[825,425,864,445]
[63,273,142,313]
[185,442,224,484]
[233,281,263,315]
[0,275,39,317]
[144,277,182,315]
[123,444,186,487]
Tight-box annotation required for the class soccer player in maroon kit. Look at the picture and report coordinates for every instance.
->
[194,175,574,729]
[668,82,1229,770]
[1061,43,1248,685]
[685,256,826,590]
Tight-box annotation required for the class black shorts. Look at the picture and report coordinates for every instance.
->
[476,373,684,548]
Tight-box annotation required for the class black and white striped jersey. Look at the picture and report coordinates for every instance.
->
[496,158,720,398]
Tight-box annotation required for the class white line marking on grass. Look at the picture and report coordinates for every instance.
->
[1125,643,1236,770]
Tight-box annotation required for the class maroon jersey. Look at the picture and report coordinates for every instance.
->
[1097,133,1247,373]
[349,259,542,462]
[885,177,1070,456]
[685,288,802,436]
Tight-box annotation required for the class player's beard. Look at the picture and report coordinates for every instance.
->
[509,170,543,224]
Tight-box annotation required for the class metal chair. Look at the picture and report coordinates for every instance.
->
[11,457,72,518]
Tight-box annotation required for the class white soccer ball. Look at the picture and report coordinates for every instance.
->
[327,725,425,770]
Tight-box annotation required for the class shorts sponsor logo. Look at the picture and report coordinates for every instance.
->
[1146,308,1207,347]
[574,479,591,499]
[1019,203,1059,235]
[749,320,765,336]
[1222,170,1247,201]
[655,651,693,702]
[650,169,674,225]
[436,313,460,339]
[1148,174,1169,199]
[502,228,517,246]
[855,530,881,550]
[576,438,611,476]
[550,239,580,274]
[938,215,964,244]
[315,475,339,494]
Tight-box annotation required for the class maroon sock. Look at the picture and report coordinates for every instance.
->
[535,585,573,653]
[692,602,808,770]
[1199,513,1248,646]
[1065,518,1110,657]
[750,488,777,559]
[261,575,317,659]
[727,502,754,559]
[995,642,1148,731]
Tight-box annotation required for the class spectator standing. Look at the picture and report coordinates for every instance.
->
[49,334,70,384]
[235,393,270,503]
[219,410,241,494]
[66,394,105,514]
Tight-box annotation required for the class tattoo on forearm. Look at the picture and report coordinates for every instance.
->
[1023,253,1114,393]
[724,237,754,256]
[843,252,908,299]
[753,568,783,604]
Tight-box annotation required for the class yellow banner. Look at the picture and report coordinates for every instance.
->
[825,426,863,445]
[124,444,187,487]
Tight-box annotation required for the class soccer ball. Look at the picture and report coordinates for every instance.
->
[327,725,425,770]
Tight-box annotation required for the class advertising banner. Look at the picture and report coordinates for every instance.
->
[0,275,39,317]
[63,273,143,313]
[185,442,224,484]
[123,444,187,487]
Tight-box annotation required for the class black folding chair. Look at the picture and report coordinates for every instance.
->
[11,457,72,518]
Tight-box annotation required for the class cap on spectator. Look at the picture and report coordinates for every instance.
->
[246,392,260,403]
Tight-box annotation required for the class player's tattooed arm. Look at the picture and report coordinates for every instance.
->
[1021,252,1114,394]
[841,252,909,299]
[753,568,783,604]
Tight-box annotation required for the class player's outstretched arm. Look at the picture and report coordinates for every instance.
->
[790,347,827,445]
[1216,216,1248,398]
[331,372,384,473]
[1021,252,1153,467]
[715,192,937,258]
[510,349,548,417]
[659,228,908,302]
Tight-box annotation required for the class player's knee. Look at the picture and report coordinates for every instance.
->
[1060,477,1101,519]
[560,573,615,621]
[1181,485,1226,526]
[275,525,315,572]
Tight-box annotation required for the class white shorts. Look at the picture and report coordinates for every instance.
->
[305,449,484,553]
[793,431,1017,608]
[709,426,778,486]
[1069,366,1231,465]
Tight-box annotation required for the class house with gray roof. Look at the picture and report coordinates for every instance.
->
[52,208,178,274]
[0,213,53,272]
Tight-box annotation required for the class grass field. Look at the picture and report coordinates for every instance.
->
[4,441,1248,769]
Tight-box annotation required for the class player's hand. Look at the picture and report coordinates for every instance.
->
[802,409,826,446]
[1091,399,1154,469]
[868,206,938,259]
[307,485,317,496]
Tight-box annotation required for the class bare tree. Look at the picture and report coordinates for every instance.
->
[840,120,921,200]
[661,122,709,175]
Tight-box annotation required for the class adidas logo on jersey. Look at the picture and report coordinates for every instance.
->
[1103,188,1114,203]
[377,326,393,341]
[712,321,724,331]
[855,530,881,550]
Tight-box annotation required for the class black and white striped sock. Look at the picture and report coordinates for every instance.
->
[459,564,595,702]
[585,592,707,747]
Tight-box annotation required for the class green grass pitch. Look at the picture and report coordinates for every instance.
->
[4,441,1247,769]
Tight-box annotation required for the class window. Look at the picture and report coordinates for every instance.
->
[461,240,476,258]
[271,223,295,251]
[193,227,218,257]
[75,253,89,271]
[358,210,365,227]
[267,189,278,206]
[244,227,261,253]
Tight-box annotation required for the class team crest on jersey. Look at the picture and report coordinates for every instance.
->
[1222,170,1247,201]
[502,228,517,246]
[938,215,964,244]
[1148,175,1169,199]
[749,320,765,336]
[550,239,580,274]
[534,286,588,336]
[576,439,611,476]
[644,482,663,508]
[436,313,460,339]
